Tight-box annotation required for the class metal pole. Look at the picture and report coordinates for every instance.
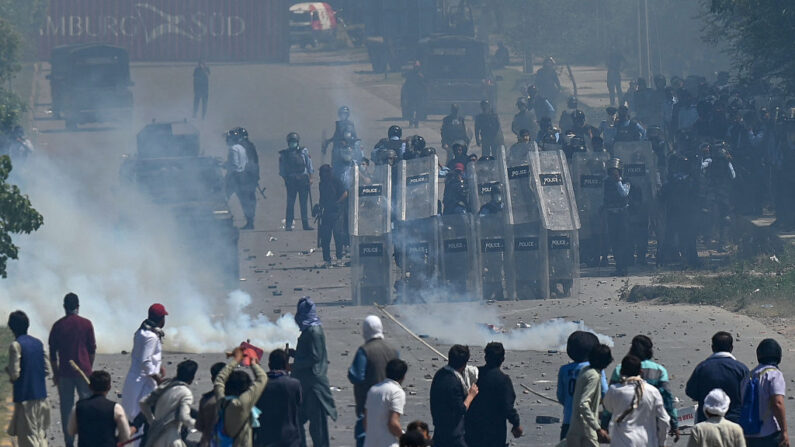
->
[644,0,652,83]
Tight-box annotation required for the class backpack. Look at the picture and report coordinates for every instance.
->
[738,367,777,435]
[211,400,249,447]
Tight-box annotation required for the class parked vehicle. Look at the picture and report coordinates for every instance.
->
[289,2,337,48]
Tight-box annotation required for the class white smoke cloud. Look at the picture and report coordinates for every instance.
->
[0,154,298,353]
[398,303,613,351]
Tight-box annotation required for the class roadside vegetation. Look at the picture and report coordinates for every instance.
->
[0,326,12,433]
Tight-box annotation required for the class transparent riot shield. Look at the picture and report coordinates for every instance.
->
[530,149,581,298]
[612,141,660,203]
[468,147,515,300]
[350,165,393,305]
[438,214,480,301]
[571,151,610,266]
[505,142,550,299]
[396,155,439,221]
[538,141,563,152]
[395,216,440,302]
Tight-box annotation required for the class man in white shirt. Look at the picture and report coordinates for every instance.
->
[139,360,198,447]
[364,359,408,447]
[603,355,669,447]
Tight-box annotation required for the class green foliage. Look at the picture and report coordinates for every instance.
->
[0,0,48,35]
[701,0,795,93]
[0,156,43,278]
[0,18,21,83]
[0,88,25,134]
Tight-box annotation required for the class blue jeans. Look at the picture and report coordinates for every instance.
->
[58,376,91,446]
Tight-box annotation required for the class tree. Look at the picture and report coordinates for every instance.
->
[0,155,43,278]
[702,0,795,93]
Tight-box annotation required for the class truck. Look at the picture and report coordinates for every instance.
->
[48,44,134,130]
[403,35,496,118]
[120,121,240,285]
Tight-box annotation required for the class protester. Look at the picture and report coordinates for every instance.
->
[565,344,613,447]
[349,315,399,447]
[686,331,749,423]
[196,362,226,447]
[465,342,523,447]
[430,344,479,447]
[400,430,429,447]
[292,297,337,447]
[609,335,679,440]
[214,347,268,447]
[364,359,408,447]
[122,304,169,421]
[406,420,430,441]
[48,292,96,447]
[603,355,669,447]
[557,331,608,440]
[68,370,131,447]
[741,338,788,447]
[254,349,302,447]
[5,310,51,447]
[687,388,746,447]
[139,360,198,447]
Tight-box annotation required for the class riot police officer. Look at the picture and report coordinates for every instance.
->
[443,162,469,215]
[658,153,698,267]
[323,105,357,157]
[446,140,470,171]
[512,97,538,139]
[536,117,561,147]
[604,158,631,276]
[225,127,258,229]
[475,99,504,158]
[441,103,469,151]
[559,95,579,134]
[478,184,505,216]
[372,125,406,164]
[404,135,426,160]
[509,129,534,160]
[614,105,647,142]
[279,132,314,231]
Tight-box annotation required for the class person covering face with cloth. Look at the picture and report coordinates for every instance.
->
[122,304,168,424]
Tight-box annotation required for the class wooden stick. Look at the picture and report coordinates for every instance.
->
[519,383,560,405]
[69,360,90,385]
[375,304,448,360]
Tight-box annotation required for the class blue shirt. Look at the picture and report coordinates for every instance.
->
[557,361,608,424]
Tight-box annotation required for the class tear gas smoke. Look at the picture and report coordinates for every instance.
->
[0,155,299,353]
[399,304,613,351]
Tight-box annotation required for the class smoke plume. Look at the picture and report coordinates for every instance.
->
[0,154,299,353]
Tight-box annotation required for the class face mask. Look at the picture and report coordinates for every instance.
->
[289,141,299,149]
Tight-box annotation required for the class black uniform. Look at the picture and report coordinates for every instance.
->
[475,110,504,158]
[192,64,209,119]
[659,168,698,267]
[318,174,347,262]
[279,147,313,230]
[442,171,469,215]
[604,176,631,275]
[442,114,469,148]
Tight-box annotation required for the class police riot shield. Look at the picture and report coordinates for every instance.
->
[537,141,563,152]
[396,155,439,221]
[438,214,480,301]
[530,150,581,298]
[571,152,610,266]
[468,147,515,300]
[350,165,393,305]
[396,216,440,302]
[612,141,660,203]
[505,141,550,300]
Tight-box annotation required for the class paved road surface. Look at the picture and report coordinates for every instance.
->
[13,49,795,446]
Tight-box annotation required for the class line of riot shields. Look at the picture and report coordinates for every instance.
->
[350,144,587,305]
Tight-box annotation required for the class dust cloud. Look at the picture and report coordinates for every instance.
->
[399,304,613,351]
[0,154,299,353]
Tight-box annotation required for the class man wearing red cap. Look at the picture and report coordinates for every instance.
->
[121,304,168,425]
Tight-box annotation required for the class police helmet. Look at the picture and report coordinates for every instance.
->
[338,105,350,116]
[225,128,244,145]
[567,96,578,109]
[388,125,402,139]
[607,157,622,173]
[422,146,437,157]
[236,127,249,141]
[411,135,426,151]
[286,132,300,143]
[480,99,490,110]
[385,149,398,164]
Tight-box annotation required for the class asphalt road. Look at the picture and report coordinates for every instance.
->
[12,49,795,446]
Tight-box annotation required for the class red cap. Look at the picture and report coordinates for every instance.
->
[453,162,466,172]
[148,303,169,319]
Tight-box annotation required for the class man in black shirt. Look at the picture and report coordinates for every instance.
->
[465,343,522,447]
[254,350,302,447]
[430,345,479,447]
[317,164,348,265]
[192,59,210,119]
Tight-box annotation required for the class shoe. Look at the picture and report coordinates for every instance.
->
[303,225,314,231]
[285,226,293,231]
[242,221,253,230]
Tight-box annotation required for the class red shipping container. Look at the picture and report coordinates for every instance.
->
[38,0,289,62]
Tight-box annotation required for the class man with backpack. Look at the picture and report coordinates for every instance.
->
[139,360,198,447]
[686,332,749,424]
[740,339,788,447]
[214,347,268,447]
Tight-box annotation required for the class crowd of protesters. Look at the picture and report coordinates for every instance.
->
[4,293,791,447]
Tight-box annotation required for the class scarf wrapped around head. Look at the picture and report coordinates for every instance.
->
[140,319,165,340]
[363,315,384,341]
[295,297,321,331]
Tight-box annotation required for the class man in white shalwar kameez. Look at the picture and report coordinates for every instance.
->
[603,355,669,447]
[140,360,197,447]
[122,304,168,422]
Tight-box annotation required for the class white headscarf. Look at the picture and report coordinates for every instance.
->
[363,315,384,341]
[703,388,730,417]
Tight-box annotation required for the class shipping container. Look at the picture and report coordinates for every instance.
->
[38,0,289,62]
